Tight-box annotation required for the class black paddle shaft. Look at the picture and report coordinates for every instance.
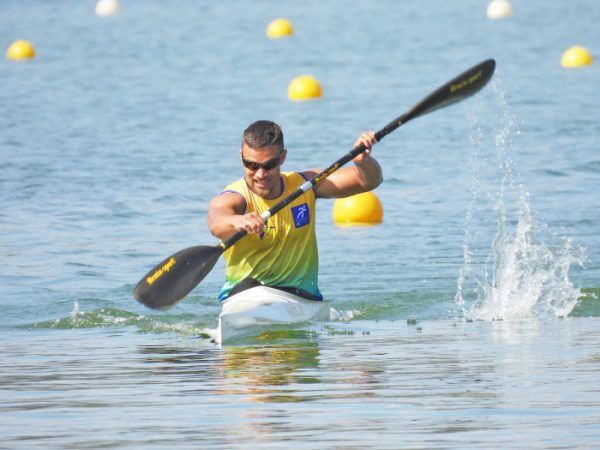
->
[221,59,496,252]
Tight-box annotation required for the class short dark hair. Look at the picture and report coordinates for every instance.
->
[242,120,284,151]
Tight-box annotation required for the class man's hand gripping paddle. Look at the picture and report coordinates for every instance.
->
[133,59,496,309]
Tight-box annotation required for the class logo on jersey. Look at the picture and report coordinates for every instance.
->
[291,203,310,228]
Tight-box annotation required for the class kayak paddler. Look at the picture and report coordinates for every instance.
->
[207,120,383,302]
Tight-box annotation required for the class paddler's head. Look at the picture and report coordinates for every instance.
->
[240,120,287,199]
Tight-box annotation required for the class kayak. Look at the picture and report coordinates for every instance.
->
[211,286,335,344]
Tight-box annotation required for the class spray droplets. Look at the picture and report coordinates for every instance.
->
[456,78,585,321]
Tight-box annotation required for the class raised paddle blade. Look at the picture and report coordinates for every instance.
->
[133,245,223,309]
[377,59,496,140]
[405,59,496,122]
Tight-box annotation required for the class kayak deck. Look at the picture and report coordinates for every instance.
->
[213,286,335,344]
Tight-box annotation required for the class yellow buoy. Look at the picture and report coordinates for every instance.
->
[333,191,383,226]
[267,18,294,39]
[288,75,322,101]
[95,0,120,17]
[561,46,593,68]
[486,0,513,19]
[6,40,35,60]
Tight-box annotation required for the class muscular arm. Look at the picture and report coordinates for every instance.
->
[207,192,266,240]
[311,131,383,199]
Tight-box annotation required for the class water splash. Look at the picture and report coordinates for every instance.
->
[456,78,586,321]
[70,301,80,321]
[30,305,209,336]
[454,101,487,316]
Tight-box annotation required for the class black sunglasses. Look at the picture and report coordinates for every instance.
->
[241,153,282,171]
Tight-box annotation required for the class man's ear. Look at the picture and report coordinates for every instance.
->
[280,148,287,165]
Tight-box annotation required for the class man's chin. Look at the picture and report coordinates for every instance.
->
[252,185,269,197]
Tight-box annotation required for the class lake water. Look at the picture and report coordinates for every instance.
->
[1,0,599,448]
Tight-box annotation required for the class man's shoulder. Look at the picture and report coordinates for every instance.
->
[212,178,247,205]
[210,181,247,214]
[222,177,247,193]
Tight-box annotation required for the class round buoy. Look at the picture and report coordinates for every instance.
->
[95,0,120,17]
[6,40,35,60]
[267,18,294,39]
[486,0,513,19]
[288,75,322,101]
[333,191,383,226]
[561,46,593,68]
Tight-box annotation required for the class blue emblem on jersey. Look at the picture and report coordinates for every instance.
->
[291,203,310,228]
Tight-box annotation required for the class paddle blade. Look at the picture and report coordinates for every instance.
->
[405,59,496,122]
[376,59,496,141]
[133,245,223,309]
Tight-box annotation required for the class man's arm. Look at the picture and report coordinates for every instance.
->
[207,192,266,240]
[309,131,383,199]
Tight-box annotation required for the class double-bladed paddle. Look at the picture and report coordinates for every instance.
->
[134,58,496,309]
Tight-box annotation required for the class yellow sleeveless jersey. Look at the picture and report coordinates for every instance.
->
[218,172,322,301]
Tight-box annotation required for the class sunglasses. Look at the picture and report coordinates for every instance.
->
[241,153,282,171]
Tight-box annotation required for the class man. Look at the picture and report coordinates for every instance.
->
[208,120,382,301]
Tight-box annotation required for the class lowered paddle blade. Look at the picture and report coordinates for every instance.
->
[133,245,223,309]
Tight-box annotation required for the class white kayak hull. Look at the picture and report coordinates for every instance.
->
[215,286,335,344]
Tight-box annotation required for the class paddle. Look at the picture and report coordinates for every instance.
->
[134,58,496,309]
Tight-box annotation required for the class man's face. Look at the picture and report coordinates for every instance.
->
[240,144,286,199]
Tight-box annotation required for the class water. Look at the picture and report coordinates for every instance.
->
[455,81,587,321]
[2,0,600,448]
[2,320,600,449]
